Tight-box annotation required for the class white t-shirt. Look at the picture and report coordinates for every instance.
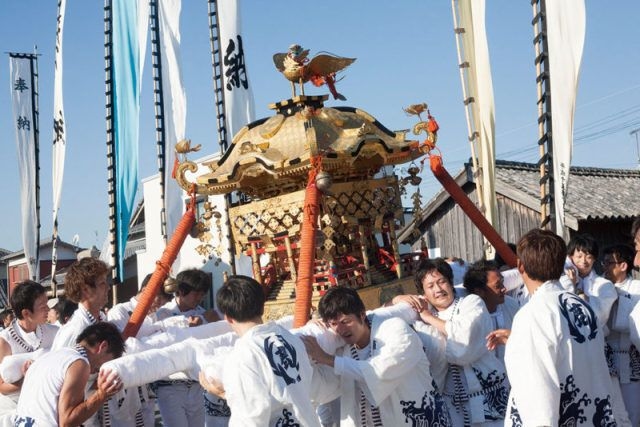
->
[15,347,88,427]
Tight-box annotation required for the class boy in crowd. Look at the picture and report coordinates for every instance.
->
[0,281,59,417]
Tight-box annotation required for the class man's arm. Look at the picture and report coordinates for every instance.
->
[58,361,121,427]
[0,338,21,395]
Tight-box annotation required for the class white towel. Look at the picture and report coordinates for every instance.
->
[0,348,46,383]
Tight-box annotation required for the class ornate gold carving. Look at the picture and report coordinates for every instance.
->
[259,114,285,139]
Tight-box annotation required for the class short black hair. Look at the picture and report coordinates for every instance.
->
[493,243,517,269]
[567,234,599,258]
[463,260,499,294]
[603,244,635,275]
[175,269,212,296]
[318,286,365,322]
[76,322,125,358]
[414,258,453,294]
[54,298,79,324]
[11,281,46,320]
[0,309,14,324]
[216,275,264,322]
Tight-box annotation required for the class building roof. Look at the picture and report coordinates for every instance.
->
[0,238,81,262]
[494,160,640,222]
[399,159,640,243]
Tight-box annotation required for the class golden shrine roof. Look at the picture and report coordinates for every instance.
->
[176,95,424,198]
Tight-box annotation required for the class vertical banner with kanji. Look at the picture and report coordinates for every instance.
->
[546,0,585,237]
[218,0,255,274]
[219,0,255,139]
[9,54,40,280]
[51,0,68,293]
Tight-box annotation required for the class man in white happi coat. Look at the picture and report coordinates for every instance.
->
[52,258,111,350]
[559,233,628,424]
[560,233,617,328]
[0,281,59,418]
[154,268,223,427]
[106,275,173,427]
[415,258,509,426]
[200,275,320,427]
[14,322,124,427]
[604,244,640,426]
[303,286,452,427]
[505,228,616,426]
[462,260,520,361]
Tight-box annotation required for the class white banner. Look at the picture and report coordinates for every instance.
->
[545,0,585,236]
[459,0,497,228]
[9,55,39,279]
[159,0,187,272]
[51,0,68,290]
[218,0,256,273]
[218,0,255,139]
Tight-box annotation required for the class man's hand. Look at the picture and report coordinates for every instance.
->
[391,294,426,312]
[486,329,511,351]
[202,310,221,323]
[301,336,335,367]
[199,371,225,399]
[187,316,204,327]
[97,370,123,398]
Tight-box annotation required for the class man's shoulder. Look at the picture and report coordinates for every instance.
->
[374,314,413,333]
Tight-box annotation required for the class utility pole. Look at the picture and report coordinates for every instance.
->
[631,128,640,169]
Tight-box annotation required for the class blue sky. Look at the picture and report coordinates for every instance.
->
[1,1,639,252]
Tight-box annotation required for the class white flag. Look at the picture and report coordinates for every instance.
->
[159,0,187,272]
[545,0,585,237]
[218,0,256,273]
[458,0,497,228]
[9,55,40,279]
[51,0,68,290]
[218,0,255,139]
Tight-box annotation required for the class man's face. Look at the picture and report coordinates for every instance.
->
[84,273,110,310]
[481,270,506,309]
[326,312,369,348]
[89,344,117,374]
[603,254,627,283]
[421,270,455,311]
[47,308,59,324]
[178,290,206,312]
[570,250,596,277]
[27,293,50,325]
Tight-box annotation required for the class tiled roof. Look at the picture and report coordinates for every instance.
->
[124,238,146,259]
[495,160,640,220]
[398,160,640,243]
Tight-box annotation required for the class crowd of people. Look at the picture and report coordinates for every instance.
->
[0,220,639,426]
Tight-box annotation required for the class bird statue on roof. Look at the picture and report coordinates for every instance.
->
[273,44,356,100]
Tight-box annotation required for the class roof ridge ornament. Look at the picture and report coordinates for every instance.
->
[273,44,356,101]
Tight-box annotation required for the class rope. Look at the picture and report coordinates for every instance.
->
[123,189,197,338]
[350,345,382,427]
[293,157,322,328]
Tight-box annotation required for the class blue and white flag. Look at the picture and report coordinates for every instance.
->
[111,0,148,280]
[9,54,40,280]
